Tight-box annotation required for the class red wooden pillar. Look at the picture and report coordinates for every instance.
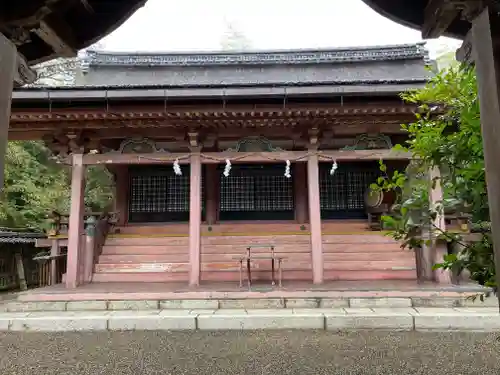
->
[307,151,323,284]
[189,151,202,286]
[428,167,451,284]
[66,154,86,288]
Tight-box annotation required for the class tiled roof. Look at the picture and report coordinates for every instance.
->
[82,43,429,68]
[0,230,45,244]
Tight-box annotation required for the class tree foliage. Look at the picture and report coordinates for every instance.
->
[0,141,114,231]
[3,50,114,231]
[375,65,495,292]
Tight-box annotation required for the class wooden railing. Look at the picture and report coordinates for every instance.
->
[47,210,118,237]
[34,210,118,286]
[83,212,114,282]
[33,253,67,287]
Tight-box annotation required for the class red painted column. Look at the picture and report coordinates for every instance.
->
[189,151,202,286]
[66,154,86,288]
[307,151,323,284]
[429,166,452,284]
[294,163,308,224]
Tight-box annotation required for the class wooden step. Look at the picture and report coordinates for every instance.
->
[92,272,188,283]
[105,237,189,246]
[201,243,311,253]
[322,243,408,253]
[324,269,417,281]
[324,260,416,271]
[113,225,188,235]
[102,245,188,255]
[201,235,310,245]
[99,254,189,264]
[95,262,190,273]
[322,235,400,244]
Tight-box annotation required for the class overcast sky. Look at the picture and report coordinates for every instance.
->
[100,0,461,57]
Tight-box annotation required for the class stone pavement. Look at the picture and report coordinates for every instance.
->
[2,330,500,374]
[0,307,499,332]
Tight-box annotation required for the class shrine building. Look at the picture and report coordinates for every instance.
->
[9,43,437,289]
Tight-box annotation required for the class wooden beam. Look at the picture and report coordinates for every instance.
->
[10,102,416,117]
[7,120,411,140]
[470,6,500,308]
[422,0,460,39]
[80,149,412,165]
[456,28,474,64]
[33,20,75,57]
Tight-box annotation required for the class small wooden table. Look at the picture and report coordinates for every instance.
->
[233,245,284,289]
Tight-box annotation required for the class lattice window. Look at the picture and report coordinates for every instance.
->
[166,175,190,212]
[220,175,255,211]
[128,166,205,222]
[319,162,379,218]
[255,175,294,211]
[129,175,168,213]
[219,165,294,218]
[320,168,348,210]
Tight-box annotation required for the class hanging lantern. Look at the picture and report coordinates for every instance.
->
[173,158,182,175]
[223,159,231,177]
[284,160,291,178]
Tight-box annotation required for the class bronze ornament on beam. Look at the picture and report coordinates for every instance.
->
[341,133,393,151]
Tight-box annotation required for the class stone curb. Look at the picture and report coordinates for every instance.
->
[3,295,498,313]
[0,308,499,332]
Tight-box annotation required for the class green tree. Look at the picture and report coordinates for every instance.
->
[0,141,69,230]
[375,65,494,292]
[0,141,114,231]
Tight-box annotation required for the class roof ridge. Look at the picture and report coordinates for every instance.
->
[87,42,427,56]
[81,43,429,70]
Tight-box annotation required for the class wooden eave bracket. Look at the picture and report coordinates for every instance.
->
[187,132,199,148]
[422,0,461,39]
[308,128,320,148]
[456,28,474,64]
[455,3,497,65]
[14,51,36,86]
[33,19,76,57]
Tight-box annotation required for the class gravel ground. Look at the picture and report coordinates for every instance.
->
[0,330,499,374]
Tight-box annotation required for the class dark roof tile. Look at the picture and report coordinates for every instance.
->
[82,43,429,69]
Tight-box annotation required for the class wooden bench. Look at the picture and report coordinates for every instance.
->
[233,244,284,289]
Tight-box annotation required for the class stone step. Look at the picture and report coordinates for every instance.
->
[10,295,497,311]
[0,307,499,332]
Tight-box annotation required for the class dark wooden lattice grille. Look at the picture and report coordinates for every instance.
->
[128,166,204,222]
[129,175,169,213]
[166,175,189,212]
[219,164,294,220]
[319,162,379,219]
